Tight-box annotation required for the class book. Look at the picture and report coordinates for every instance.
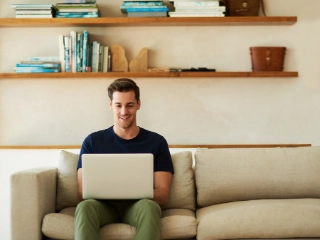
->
[58,35,66,72]
[126,7,168,12]
[122,1,164,6]
[127,11,167,17]
[15,10,53,14]
[63,0,96,3]
[86,43,92,72]
[16,63,60,67]
[55,13,99,18]
[169,12,224,17]
[64,36,71,72]
[91,41,100,72]
[172,1,220,7]
[98,45,103,72]
[56,8,99,12]
[70,31,77,72]
[82,30,89,72]
[15,68,60,73]
[16,14,53,18]
[121,5,167,13]
[76,33,82,72]
[27,56,60,61]
[11,4,53,9]
[102,46,109,72]
[174,6,226,12]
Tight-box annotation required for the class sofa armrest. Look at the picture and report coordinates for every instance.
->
[11,167,58,240]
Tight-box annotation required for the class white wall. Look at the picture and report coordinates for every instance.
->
[1,0,320,146]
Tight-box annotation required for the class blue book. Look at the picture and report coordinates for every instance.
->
[126,7,168,12]
[15,68,60,73]
[76,33,81,72]
[55,13,99,18]
[70,31,77,72]
[64,36,71,72]
[122,1,164,6]
[16,63,60,67]
[82,30,88,72]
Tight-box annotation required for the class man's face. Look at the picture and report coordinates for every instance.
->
[109,91,141,130]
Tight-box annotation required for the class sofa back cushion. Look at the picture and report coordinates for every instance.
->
[195,146,320,208]
[56,150,195,211]
[161,151,196,211]
[56,150,80,211]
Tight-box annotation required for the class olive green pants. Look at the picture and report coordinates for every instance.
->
[74,199,161,240]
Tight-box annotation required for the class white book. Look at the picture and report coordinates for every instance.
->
[28,56,60,61]
[173,1,220,6]
[70,31,77,72]
[103,46,109,72]
[15,10,52,14]
[16,14,53,18]
[175,6,225,11]
[11,4,53,9]
[169,11,224,17]
[58,35,66,72]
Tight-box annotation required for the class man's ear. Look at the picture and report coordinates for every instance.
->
[137,100,141,110]
[109,100,113,110]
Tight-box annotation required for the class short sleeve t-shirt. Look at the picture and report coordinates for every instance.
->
[77,126,174,173]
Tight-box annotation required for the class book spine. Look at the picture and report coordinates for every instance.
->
[82,30,88,72]
[102,46,109,72]
[76,33,81,72]
[108,50,111,72]
[70,31,77,72]
[64,36,71,72]
[126,7,168,12]
[58,35,66,72]
[86,43,92,72]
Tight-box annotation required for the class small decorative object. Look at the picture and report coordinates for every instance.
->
[250,47,286,71]
[129,47,148,72]
[111,44,128,72]
[222,0,265,16]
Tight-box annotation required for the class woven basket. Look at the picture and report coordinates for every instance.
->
[250,47,286,71]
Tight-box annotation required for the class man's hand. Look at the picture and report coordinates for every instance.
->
[153,171,172,205]
[77,168,84,201]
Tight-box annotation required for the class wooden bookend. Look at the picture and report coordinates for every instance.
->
[111,44,128,72]
[129,47,148,72]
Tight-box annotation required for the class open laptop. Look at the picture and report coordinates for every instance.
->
[82,153,154,200]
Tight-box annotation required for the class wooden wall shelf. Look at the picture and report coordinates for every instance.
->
[0,144,311,149]
[0,72,299,79]
[0,16,297,27]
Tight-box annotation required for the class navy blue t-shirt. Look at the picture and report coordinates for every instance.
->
[77,126,174,173]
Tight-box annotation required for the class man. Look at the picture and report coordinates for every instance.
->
[75,78,174,240]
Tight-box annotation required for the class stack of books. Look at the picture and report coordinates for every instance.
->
[11,4,54,18]
[55,1,99,18]
[14,59,61,73]
[169,0,226,17]
[120,1,169,17]
[59,30,111,73]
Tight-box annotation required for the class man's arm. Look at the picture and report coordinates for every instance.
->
[77,168,84,201]
[153,171,172,206]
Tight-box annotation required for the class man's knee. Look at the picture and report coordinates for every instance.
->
[135,199,161,217]
[75,199,100,216]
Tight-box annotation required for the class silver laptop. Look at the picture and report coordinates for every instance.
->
[82,153,154,200]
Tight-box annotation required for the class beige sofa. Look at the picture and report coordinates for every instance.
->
[11,147,320,240]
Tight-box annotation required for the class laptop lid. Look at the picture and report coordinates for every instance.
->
[82,153,154,200]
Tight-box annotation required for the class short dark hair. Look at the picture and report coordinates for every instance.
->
[108,78,140,102]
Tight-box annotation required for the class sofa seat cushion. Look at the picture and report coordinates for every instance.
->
[42,207,197,240]
[196,198,320,240]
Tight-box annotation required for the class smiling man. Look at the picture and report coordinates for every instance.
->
[75,78,174,240]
